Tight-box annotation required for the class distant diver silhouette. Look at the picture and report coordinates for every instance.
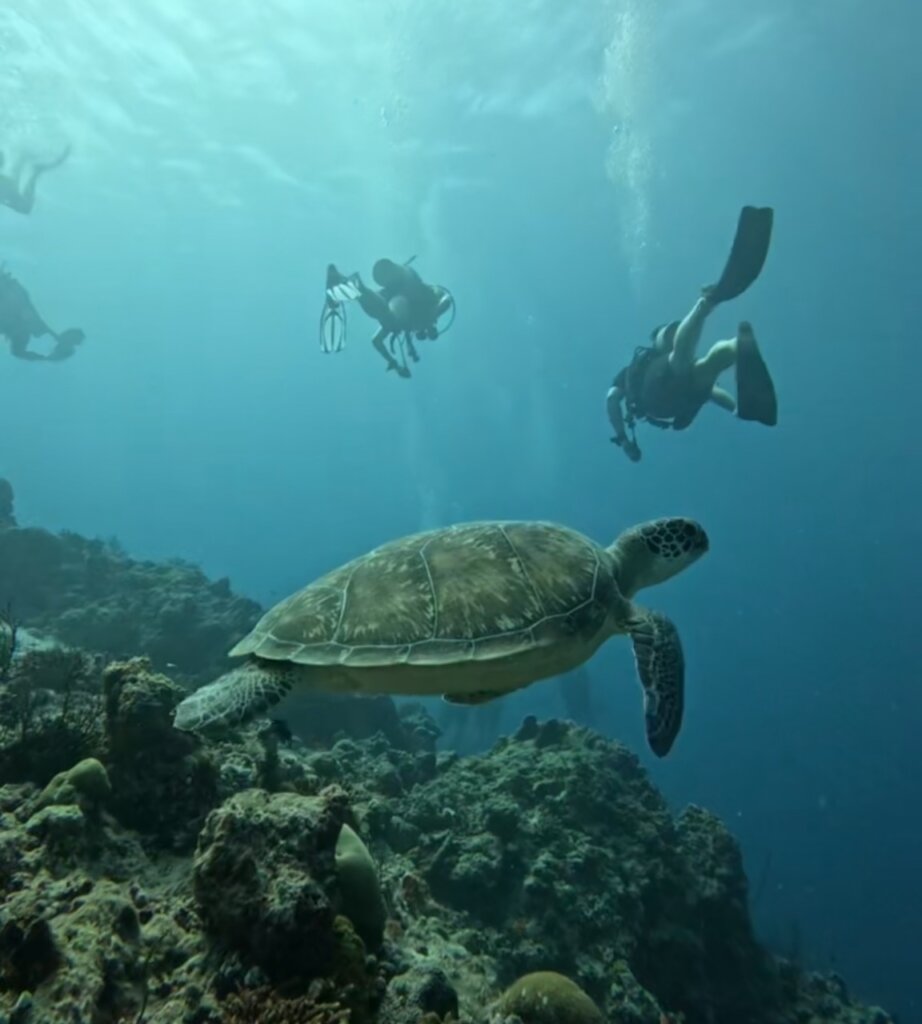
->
[0,267,85,361]
[0,145,71,215]
[320,257,455,377]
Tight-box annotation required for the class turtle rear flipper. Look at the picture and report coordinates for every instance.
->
[628,608,684,757]
[174,662,295,732]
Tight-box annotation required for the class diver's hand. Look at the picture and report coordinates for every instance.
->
[611,436,641,462]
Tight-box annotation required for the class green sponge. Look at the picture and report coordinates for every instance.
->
[498,971,603,1024]
[335,823,386,948]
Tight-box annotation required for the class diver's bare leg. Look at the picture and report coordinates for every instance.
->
[9,334,45,361]
[0,174,20,209]
[668,296,714,372]
[15,170,41,214]
[709,385,736,413]
[690,338,737,394]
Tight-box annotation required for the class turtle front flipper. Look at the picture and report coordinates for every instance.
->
[173,661,296,732]
[627,608,684,757]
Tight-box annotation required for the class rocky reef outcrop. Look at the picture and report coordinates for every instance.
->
[0,486,260,684]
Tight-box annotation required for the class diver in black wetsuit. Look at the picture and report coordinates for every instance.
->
[319,257,455,377]
[607,206,778,463]
[0,268,85,361]
[0,146,71,215]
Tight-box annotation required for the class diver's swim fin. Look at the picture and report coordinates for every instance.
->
[321,264,361,352]
[704,206,774,305]
[735,322,777,426]
[319,299,346,353]
[325,263,361,304]
[46,328,84,362]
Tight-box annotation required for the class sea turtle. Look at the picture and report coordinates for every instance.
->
[173,517,708,756]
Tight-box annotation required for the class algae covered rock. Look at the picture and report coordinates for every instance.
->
[0,501,261,682]
[0,646,105,788]
[630,804,776,1019]
[383,720,778,1023]
[378,964,460,1024]
[397,719,674,981]
[496,971,603,1024]
[606,959,668,1024]
[0,815,152,1024]
[193,786,349,983]
[103,657,218,848]
[37,757,110,811]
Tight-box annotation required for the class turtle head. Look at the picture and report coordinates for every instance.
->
[609,517,709,597]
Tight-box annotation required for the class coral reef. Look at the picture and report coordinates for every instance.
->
[217,987,351,1024]
[286,695,441,754]
[192,787,346,983]
[0,645,105,787]
[0,508,898,1024]
[0,708,897,1024]
[0,512,261,683]
[103,657,221,850]
[0,605,18,685]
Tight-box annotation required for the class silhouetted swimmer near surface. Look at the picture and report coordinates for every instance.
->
[319,256,455,377]
[0,268,85,362]
[607,205,778,463]
[0,145,71,215]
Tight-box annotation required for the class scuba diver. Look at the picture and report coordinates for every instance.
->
[0,267,85,361]
[319,257,455,377]
[0,145,71,215]
[607,206,778,463]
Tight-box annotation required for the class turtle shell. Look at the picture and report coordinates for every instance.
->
[230,521,616,669]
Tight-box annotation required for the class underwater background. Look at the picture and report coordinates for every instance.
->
[1,0,919,1020]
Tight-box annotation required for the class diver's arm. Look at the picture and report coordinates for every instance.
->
[606,384,629,445]
[606,384,641,462]
[371,327,409,377]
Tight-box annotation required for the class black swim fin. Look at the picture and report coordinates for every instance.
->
[46,328,84,362]
[735,322,777,426]
[704,206,774,305]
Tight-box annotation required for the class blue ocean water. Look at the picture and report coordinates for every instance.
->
[1,0,919,1018]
